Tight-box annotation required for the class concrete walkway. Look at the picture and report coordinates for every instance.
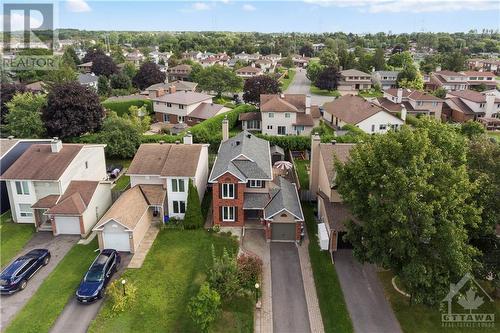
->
[128,224,160,268]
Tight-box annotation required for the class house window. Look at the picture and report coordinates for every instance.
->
[173,201,186,214]
[267,125,273,130]
[247,120,260,129]
[248,180,263,188]
[172,179,185,192]
[222,206,235,221]
[18,204,33,217]
[222,183,235,199]
[85,161,88,169]
[167,103,172,107]
[15,181,30,195]
[163,114,169,122]
[371,125,375,132]
[416,101,423,106]
[379,124,387,130]
[268,112,274,118]
[178,115,185,123]
[432,102,438,107]
[479,103,485,108]
[285,113,290,118]
[179,105,185,109]
[277,126,286,135]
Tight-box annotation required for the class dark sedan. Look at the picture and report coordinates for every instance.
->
[76,249,120,303]
[0,249,51,294]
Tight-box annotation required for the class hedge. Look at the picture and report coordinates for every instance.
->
[102,99,153,116]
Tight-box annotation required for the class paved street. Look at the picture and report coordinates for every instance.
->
[285,68,337,106]
[0,233,79,331]
[334,250,402,333]
[49,253,132,333]
[271,243,311,333]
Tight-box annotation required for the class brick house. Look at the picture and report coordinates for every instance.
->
[208,122,304,242]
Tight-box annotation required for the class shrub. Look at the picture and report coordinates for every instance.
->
[102,99,152,117]
[106,279,138,314]
[237,254,263,290]
[183,179,204,229]
[255,134,311,151]
[207,246,241,299]
[188,282,221,333]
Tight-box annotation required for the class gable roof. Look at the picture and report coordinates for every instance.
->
[236,66,263,73]
[1,144,84,180]
[264,177,303,221]
[152,91,212,105]
[323,95,391,125]
[260,94,306,111]
[319,143,355,187]
[78,73,98,84]
[448,90,500,103]
[189,103,225,120]
[209,131,272,182]
[260,96,299,113]
[45,181,99,215]
[340,69,371,77]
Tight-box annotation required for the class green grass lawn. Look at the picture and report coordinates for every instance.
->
[487,131,500,140]
[378,271,500,333]
[0,211,35,268]
[280,69,296,91]
[5,239,99,333]
[294,159,310,189]
[89,229,253,333]
[107,159,132,192]
[302,203,353,333]
[310,86,341,97]
[358,89,383,98]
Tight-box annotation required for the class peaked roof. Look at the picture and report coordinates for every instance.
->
[209,131,273,182]
[448,90,500,103]
[264,177,303,221]
[260,94,307,111]
[45,181,99,215]
[340,69,371,77]
[260,96,299,113]
[323,95,397,125]
[152,91,212,105]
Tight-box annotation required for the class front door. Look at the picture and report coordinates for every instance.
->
[277,126,286,135]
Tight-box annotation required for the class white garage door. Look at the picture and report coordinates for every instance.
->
[103,232,131,252]
[55,216,81,235]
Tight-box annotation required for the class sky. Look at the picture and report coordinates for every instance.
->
[5,0,500,33]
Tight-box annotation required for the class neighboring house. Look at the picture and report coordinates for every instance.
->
[337,69,372,92]
[0,138,52,213]
[427,70,469,91]
[460,71,497,90]
[236,65,264,79]
[442,90,500,124]
[292,54,310,68]
[94,136,209,252]
[255,59,273,71]
[377,88,444,120]
[168,64,192,81]
[234,52,249,61]
[309,134,358,252]
[262,53,282,65]
[239,112,262,132]
[0,139,112,237]
[142,80,198,98]
[208,127,304,242]
[149,49,172,64]
[125,50,145,67]
[77,61,92,73]
[312,43,326,53]
[25,81,45,94]
[260,94,318,136]
[152,89,228,125]
[322,95,404,134]
[481,59,500,74]
[371,70,400,89]
[78,73,98,91]
[182,51,203,61]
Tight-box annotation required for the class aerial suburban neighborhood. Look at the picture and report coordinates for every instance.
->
[0,1,499,333]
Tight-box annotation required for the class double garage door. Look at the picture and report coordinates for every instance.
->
[102,232,131,252]
[271,223,296,242]
[54,216,80,235]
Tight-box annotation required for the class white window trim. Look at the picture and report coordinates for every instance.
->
[249,180,262,188]
[18,203,33,217]
[222,206,235,222]
[173,200,186,214]
[222,183,235,199]
[15,181,30,195]
[172,179,185,192]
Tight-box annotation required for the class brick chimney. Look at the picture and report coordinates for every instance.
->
[168,85,176,94]
[156,88,166,98]
[222,115,229,141]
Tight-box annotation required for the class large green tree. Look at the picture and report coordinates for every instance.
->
[96,112,142,159]
[194,65,243,97]
[4,92,46,138]
[337,119,481,305]
[242,75,281,105]
[183,179,204,229]
[132,62,166,90]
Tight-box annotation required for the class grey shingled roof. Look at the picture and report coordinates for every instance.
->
[209,131,272,182]
[264,177,304,221]
[78,73,98,85]
[244,193,270,209]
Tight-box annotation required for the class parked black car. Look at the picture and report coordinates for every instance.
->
[0,249,51,294]
[76,249,121,303]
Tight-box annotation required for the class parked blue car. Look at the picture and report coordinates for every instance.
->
[76,249,121,303]
[0,249,51,294]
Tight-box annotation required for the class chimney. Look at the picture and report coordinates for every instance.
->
[400,104,407,122]
[485,93,496,118]
[396,88,403,104]
[157,88,166,97]
[222,115,229,141]
[51,137,62,153]
[436,65,441,72]
[168,85,176,94]
[183,131,193,145]
[7,135,14,140]
[309,133,321,198]
[251,62,255,68]
[305,95,312,114]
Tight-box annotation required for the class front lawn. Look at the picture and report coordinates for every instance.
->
[89,229,253,333]
[280,69,296,91]
[302,203,353,333]
[378,271,500,333]
[0,211,35,267]
[310,86,341,97]
[358,89,383,98]
[487,131,500,140]
[294,159,310,189]
[5,239,99,333]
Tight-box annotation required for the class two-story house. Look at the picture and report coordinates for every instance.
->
[461,71,497,90]
[371,70,400,90]
[209,125,304,242]
[427,70,469,91]
[167,64,192,81]
[236,64,263,79]
[322,95,404,134]
[260,94,318,136]
[443,90,500,124]
[125,49,144,68]
[78,73,98,91]
[337,69,372,92]
[376,88,444,120]
[0,139,112,237]
[93,135,209,253]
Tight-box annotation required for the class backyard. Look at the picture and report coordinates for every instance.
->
[294,159,310,189]
[89,229,253,333]
[107,159,132,192]
[302,203,353,333]
[310,86,341,97]
[0,211,35,268]
[5,240,99,333]
[280,69,296,91]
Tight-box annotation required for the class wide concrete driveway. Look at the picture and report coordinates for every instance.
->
[271,243,310,333]
[334,250,402,333]
[285,68,337,106]
[50,253,132,333]
[0,233,79,331]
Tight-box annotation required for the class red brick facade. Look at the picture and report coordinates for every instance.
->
[212,173,245,227]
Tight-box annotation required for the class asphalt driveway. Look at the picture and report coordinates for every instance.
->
[285,68,337,106]
[334,250,402,333]
[49,253,132,333]
[0,232,79,331]
[271,243,310,333]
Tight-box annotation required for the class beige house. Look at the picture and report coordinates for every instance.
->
[168,64,192,81]
[236,64,263,78]
[377,88,443,120]
[337,69,372,92]
[309,134,358,252]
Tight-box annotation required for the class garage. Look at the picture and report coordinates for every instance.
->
[54,216,81,235]
[102,224,131,252]
[271,222,297,242]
